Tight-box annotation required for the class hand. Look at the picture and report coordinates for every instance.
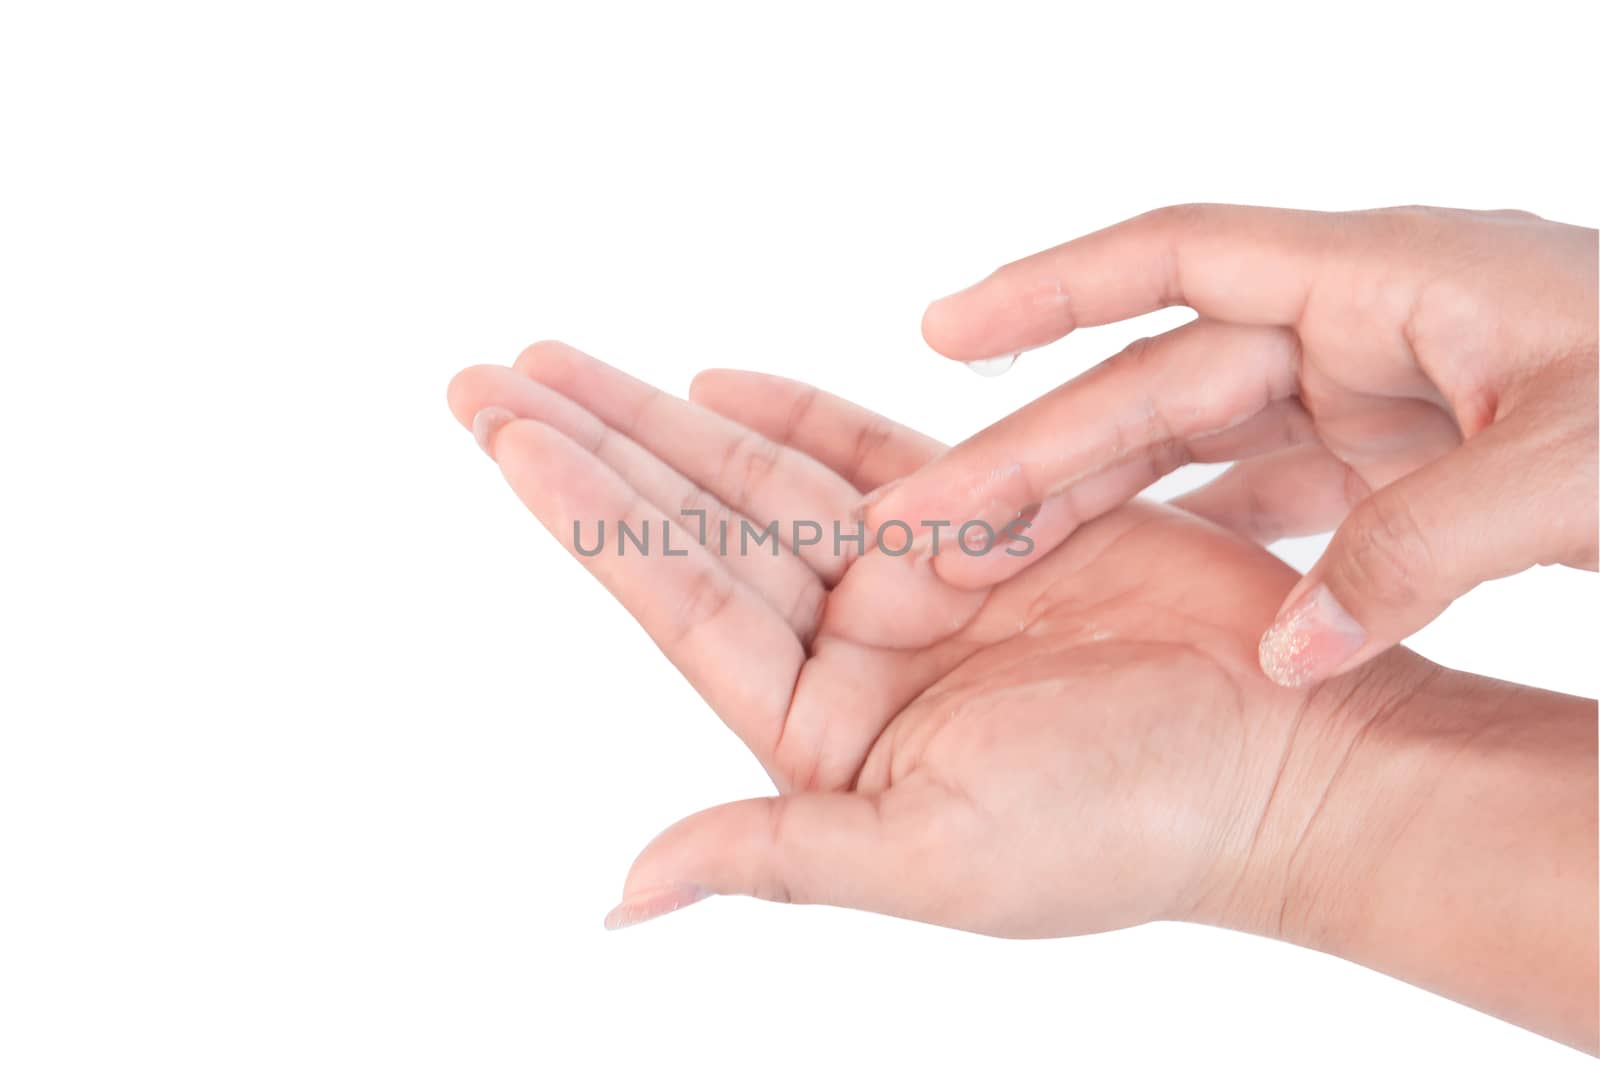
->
[447,342,1322,937]
[446,344,1597,1048]
[872,205,1598,687]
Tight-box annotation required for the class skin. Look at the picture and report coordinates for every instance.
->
[447,344,1596,1049]
[869,205,1598,686]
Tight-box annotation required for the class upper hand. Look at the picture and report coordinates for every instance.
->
[874,205,1598,687]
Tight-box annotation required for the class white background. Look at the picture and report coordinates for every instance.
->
[2,1,1596,1063]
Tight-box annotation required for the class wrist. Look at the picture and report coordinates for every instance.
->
[1194,649,1444,942]
[1211,649,1599,1048]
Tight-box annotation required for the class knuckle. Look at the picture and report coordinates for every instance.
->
[761,799,799,904]
[845,416,894,484]
[1145,435,1192,479]
[673,566,737,641]
[620,387,665,439]
[779,384,820,444]
[786,579,826,644]
[1337,492,1435,607]
[1239,480,1283,543]
[1103,336,1182,459]
[719,432,783,509]
[1148,202,1212,229]
[677,486,733,547]
[677,483,706,518]
[1117,333,1159,368]
[1138,393,1180,450]
[583,419,614,456]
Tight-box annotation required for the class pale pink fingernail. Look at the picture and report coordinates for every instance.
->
[851,478,904,521]
[1258,584,1368,688]
[471,406,516,459]
[602,884,712,931]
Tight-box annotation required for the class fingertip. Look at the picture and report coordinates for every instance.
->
[470,405,518,460]
[512,338,583,383]
[919,286,970,357]
[928,543,1027,591]
[486,418,603,521]
[920,274,1028,363]
[1258,583,1370,688]
[602,884,713,931]
[491,415,572,463]
[446,364,505,428]
[610,804,753,914]
[827,548,987,647]
[687,367,735,404]
[478,417,586,488]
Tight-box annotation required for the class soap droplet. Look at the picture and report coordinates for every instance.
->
[966,352,1018,378]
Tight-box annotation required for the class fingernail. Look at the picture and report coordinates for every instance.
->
[471,406,516,459]
[959,521,994,554]
[602,884,712,931]
[850,478,903,522]
[965,352,1019,378]
[1258,584,1368,688]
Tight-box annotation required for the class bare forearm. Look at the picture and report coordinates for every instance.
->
[1275,655,1598,1049]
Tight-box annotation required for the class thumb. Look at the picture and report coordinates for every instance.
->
[602,788,946,930]
[1258,410,1591,688]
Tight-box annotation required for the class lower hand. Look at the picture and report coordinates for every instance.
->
[448,344,1596,1048]
[447,343,1374,937]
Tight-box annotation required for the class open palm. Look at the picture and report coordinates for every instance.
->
[448,343,1322,936]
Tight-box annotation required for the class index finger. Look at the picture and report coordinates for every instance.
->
[921,203,1335,361]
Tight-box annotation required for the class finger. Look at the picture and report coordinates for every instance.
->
[684,368,995,648]
[516,342,860,583]
[689,369,945,491]
[1171,444,1363,544]
[920,444,1189,590]
[603,781,974,930]
[932,395,1323,586]
[449,365,826,638]
[921,203,1335,362]
[870,321,1302,588]
[480,415,805,765]
[1258,403,1598,687]
[898,397,1318,591]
